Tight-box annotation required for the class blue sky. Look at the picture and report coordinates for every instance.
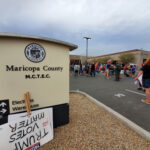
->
[0,0,150,56]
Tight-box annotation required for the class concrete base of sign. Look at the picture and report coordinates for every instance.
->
[0,103,69,128]
[0,116,8,125]
[53,103,69,128]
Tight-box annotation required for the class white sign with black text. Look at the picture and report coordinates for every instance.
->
[0,108,53,150]
[138,74,143,86]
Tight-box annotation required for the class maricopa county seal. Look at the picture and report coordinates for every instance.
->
[25,43,46,63]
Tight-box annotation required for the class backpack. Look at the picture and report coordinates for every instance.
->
[116,64,121,71]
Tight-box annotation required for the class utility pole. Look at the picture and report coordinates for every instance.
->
[84,37,91,63]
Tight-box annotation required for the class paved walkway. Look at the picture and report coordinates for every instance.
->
[70,73,150,132]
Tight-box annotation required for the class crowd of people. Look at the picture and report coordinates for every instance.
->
[70,61,137,81]
[70,57,150,105]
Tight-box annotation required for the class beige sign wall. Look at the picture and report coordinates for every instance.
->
[0,37,69,113]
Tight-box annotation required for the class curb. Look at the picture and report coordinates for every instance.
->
[70,90,150,142]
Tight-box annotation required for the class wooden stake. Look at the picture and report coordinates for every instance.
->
[27,92,31,115]
[24,92,31,116]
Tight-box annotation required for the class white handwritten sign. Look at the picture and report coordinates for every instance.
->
[138,74,143,86]
[0,108,53,150]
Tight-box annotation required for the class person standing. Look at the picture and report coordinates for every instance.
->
[85,63,89,77]
[90,63,95,77]
[131,65,136,77]
[115,62,121,81]
[70,64,74,76]
[79,63,83,75]
[106,64,111,79]
[137,60,146,90]
[124,64,129,77]
[135,57,150,103]
[74,63,79,77]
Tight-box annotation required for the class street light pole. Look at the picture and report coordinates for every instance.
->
[84,37,91,63]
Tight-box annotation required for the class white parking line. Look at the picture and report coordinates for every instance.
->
[125,89,145,96]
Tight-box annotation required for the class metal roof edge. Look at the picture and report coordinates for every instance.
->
[0,32,78,51]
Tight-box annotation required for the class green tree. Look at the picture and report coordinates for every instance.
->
[90,56,112,64]
[97,58,103,64]
[92,59,97,63]
[119,53,135,64]
[99,57,111,64]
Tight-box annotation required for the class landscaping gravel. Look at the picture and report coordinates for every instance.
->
[39,93,150,150]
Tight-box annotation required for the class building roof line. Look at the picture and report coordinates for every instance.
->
[0,32,78,51]
[89,49,149,59]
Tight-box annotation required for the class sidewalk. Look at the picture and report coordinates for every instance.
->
[39,93,150,150]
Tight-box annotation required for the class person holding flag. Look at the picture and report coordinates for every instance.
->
[106,59,112,79]
[99,64,103,72]
[95,62,98,74]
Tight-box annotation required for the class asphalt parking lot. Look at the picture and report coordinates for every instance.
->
[70,73,150,132]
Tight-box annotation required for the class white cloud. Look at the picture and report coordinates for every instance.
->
[1,0,150,31]
[0,0,150,55]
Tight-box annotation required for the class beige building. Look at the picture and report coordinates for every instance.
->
[70,55,86,64]
[88,49,150,69]
[70,49,150,69]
